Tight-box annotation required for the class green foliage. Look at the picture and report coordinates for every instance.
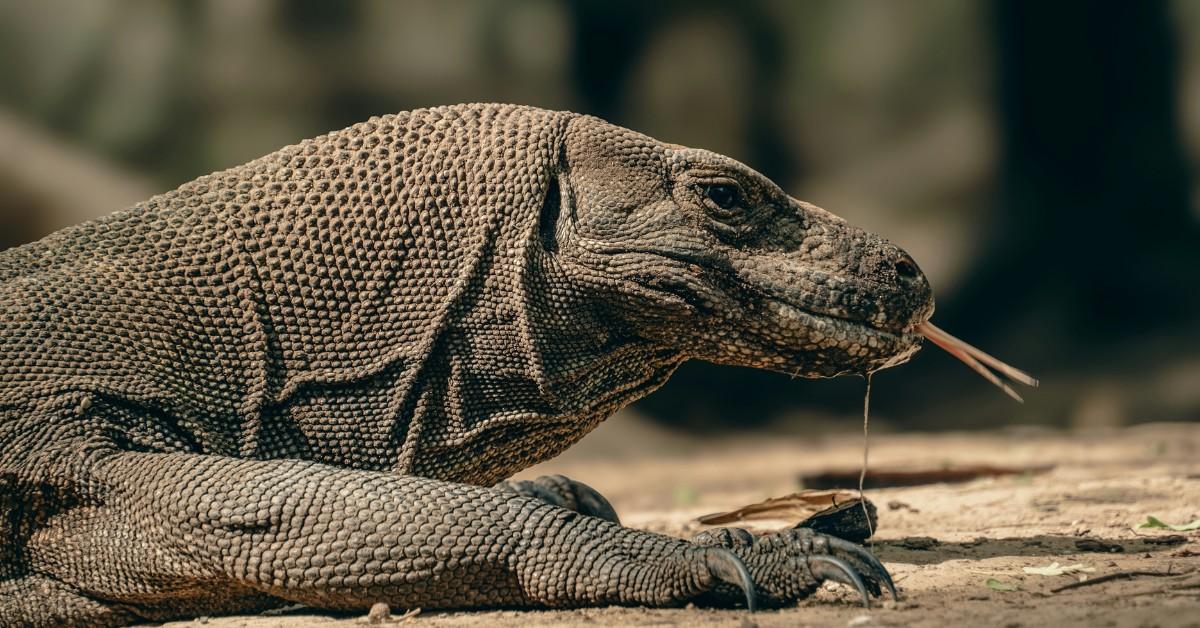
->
[1137,516,1200,531]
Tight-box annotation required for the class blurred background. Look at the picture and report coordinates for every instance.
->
[1,0,1197,435]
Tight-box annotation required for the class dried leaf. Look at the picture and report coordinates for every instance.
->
[697,489,860,525]
[1137,516,1200,531]
[985,578,1019,592]
[697,489,878,542]
[1022,562,1096,576]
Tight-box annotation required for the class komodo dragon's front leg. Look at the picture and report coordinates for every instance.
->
[24,452,737,623]
[18,451,889,624]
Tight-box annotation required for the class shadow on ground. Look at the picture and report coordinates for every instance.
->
[875,535,1187,565]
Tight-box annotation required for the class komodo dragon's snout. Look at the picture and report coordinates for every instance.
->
[549,114,935,379]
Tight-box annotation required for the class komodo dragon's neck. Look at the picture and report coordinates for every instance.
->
[247,228,684,484]
[396,267,686,484]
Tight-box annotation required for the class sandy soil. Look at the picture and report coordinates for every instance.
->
[162,419,1200,628]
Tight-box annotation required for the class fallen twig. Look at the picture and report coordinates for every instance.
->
[1127,582,1200,597]
[1051,569,1196,593]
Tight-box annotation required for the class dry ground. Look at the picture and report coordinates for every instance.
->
[164,419,1200,628]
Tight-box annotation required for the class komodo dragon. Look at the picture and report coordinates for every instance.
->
[0,103,933,626]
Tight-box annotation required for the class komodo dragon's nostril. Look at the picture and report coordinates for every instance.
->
[894,255,919,280]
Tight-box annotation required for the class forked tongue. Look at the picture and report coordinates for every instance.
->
[916,321,1038,403]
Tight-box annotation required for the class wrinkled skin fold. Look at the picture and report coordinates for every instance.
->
[0,104,931,625]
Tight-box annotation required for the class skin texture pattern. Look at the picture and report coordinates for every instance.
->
[0,104,933,626]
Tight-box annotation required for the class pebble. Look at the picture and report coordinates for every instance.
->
[367,602,390,624]
[899,536,939,550]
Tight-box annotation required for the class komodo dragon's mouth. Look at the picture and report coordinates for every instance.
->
[758,294,925,372]
[764,293,921,342]
[590,245,922,327]
[584,244,926,369]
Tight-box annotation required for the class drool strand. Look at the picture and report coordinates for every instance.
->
[860,373,874,541]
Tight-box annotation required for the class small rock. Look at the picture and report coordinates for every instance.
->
[847,615,875,627]
[1144,534,1186,546]
[367,602,390,624]
[260,604,308,617]
[899,536,939,550]
[1075,538,1123,553]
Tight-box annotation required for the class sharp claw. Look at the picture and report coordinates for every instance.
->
[827,537,898,600]
[807,555,871,608]
[704,547,758,612]
[573,483,621,524]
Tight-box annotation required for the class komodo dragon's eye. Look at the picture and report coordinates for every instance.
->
[703,184,740,210]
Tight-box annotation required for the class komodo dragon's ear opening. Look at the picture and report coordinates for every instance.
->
[539,174,562,253]
[538,145,571,253]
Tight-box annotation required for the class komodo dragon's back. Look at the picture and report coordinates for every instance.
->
[0,103,926,626]
[0,103,575,469]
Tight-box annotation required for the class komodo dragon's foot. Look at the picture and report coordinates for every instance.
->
[692,527,897,609]
[495,474,620,523]
[495,478,894,609]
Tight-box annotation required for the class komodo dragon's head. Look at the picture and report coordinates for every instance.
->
[543,113,935,379]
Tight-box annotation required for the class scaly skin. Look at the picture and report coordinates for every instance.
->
[0,104,931,625]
